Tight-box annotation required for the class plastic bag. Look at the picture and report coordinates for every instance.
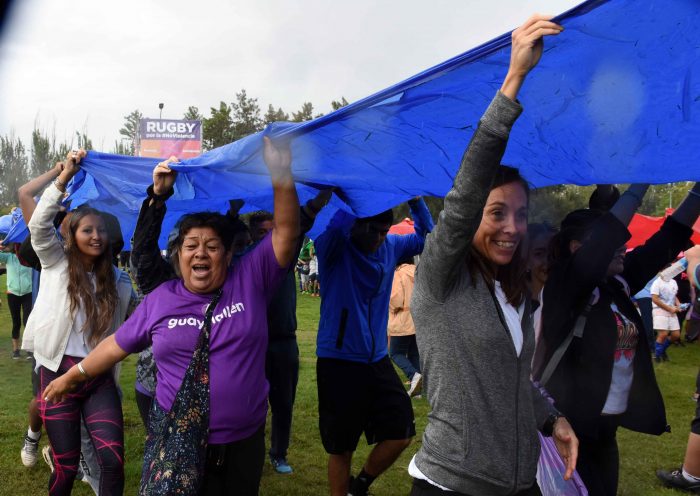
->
[536,432,588,496]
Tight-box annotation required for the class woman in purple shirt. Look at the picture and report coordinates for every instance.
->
[43,136,301,495]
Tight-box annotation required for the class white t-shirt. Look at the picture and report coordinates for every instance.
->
[601,303,637,415]
[651,277,678,316]
[408,456,454,491]
[494,281,523,356]
[35,275,94,371]
[309,256,318,275]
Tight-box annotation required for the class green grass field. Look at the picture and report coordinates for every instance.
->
[0,273,696,495]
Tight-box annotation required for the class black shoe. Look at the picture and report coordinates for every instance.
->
[654,355,662,364]
[12,350,20,360]
[662,352,670,362]
[348,476,370,496]
[657,468,700,492]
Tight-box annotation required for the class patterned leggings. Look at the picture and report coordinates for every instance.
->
[39,356,124,496]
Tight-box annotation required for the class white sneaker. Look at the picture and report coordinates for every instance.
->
[408,373,423,397]
[42,445,54,473]
[20,435,40,467]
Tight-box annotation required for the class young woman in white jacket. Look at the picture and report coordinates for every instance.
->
[23,149,133,496]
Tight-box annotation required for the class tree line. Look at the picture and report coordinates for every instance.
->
[0,89,691,225]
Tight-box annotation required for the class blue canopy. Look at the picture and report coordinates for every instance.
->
[72,0,700,249]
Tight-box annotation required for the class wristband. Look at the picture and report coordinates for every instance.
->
[77,361,91,380]
[543,412,565,436]
[147,184,175,202]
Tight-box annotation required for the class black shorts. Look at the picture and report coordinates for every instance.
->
[692,370,700,435]
[317,356,415,454]
[309,273,318,282]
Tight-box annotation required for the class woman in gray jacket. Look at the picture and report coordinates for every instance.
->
[410,15,577,496]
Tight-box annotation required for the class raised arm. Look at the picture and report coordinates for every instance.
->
[18,161,64,224]
[392,197,433,260]
[29,150,85,268]
[670,183,700,228]
[315,209,354,268]
[417,15,562,302]
[263,136,300,267]
[588,185,620,211]
[131,157,178,294]
[300,188,333,235]
[609,184,649,226]
[561,186,646,299]
[624,184,700,292]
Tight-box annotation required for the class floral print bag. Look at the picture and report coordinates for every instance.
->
[140,289,222,495]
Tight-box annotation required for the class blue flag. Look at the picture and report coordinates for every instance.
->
[73,0,700,249]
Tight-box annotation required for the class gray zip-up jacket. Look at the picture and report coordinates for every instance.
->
[412,92,557,495]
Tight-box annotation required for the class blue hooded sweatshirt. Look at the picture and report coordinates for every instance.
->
[315,199,432,363]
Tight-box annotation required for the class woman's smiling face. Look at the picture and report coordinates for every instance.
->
[473,182,529,267]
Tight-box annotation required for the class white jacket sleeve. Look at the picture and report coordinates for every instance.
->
[28,183,66,270]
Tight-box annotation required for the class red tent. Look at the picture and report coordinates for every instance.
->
[389,218,415,235]
[627,208,700,250]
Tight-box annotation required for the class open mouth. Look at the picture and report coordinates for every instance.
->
[192,263,211,276]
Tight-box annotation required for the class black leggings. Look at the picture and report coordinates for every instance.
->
[7,292,32,339]
[40,356,124,496]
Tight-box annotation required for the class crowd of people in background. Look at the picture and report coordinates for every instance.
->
[1,13,699,496]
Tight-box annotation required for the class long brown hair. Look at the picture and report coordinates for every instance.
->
[64,207,117,347]
[467,165,530,306]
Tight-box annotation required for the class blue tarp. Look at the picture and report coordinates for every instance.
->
[0,208,24,239]
[3,210,27,243]
[0,214,13,234]
[71,0,700,249]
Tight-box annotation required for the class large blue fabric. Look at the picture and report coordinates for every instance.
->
[71,0,700,249]
[0,214,13,234]
[4,209,28,243]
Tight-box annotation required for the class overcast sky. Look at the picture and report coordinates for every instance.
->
[0,0,581,153]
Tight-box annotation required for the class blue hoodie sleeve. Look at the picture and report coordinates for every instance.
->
[315,209,356,268]
[393,198,433,261]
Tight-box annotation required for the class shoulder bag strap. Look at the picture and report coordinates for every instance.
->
[539,292,595,387]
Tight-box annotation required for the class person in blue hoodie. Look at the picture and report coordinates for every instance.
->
[315,198,432,496]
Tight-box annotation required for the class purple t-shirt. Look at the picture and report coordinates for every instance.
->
[115,235,287,444]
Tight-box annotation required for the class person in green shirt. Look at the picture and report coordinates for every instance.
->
[0,242,33,358]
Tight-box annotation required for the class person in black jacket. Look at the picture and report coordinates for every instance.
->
[537,183,700,496]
